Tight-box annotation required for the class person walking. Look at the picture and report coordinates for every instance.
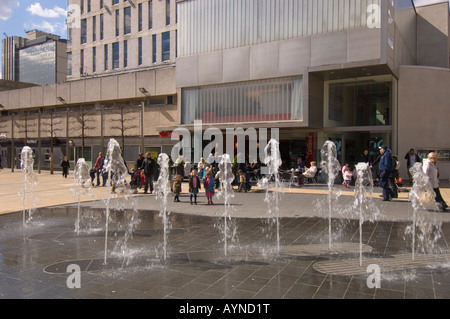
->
[423,152,448,212]
[405,148,421,183]
[189,169,201,205]
[60,156,70,178]
[173,174,182,202]
[141,152,155,194]
[93,152,104,186]
[378,145,395,201]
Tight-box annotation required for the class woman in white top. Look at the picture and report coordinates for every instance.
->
[302,161,318,180]
[423,152,448,212]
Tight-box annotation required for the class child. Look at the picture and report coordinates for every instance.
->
[189,170,201,205]
[237,169,247,192]
[173,174,183,202]
[343,167,353,188]
[204,170,215,205]
[341,163,349,186]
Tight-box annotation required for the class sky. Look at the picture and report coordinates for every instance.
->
[0,0,449,77]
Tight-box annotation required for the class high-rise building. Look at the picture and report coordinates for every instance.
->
[2,36,26,82]
[1,30,67,86]
[67,0,177,80]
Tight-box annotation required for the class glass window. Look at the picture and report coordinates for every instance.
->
[19,41,57,85]
[166,0,170,25]
[81,19,87,44]
[100,14,104,40]
[148,0,153,29]
[162,31,170,61]
[67,52,72,76]
[92,16,96,42]
[88,0,91,12]
[112,42,119,69]
[93,47,96,72]
[113,0,119,5]
[115,10,120,37]
[138,3,143,32]
[181,77,303,124]
[138,37,143,65]
[100,0,103,9]
[325,76,392,127]
[152,34,156,63]
[104,44,108,70]
[80,49,84,75]
[124,7,131,35]
[124,40,128,68]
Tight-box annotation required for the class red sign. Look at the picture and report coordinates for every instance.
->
[305,133,315,166]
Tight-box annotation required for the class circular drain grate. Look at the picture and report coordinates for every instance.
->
[44,253,191,274]
[279,242,372,257]
[313,252,450,276]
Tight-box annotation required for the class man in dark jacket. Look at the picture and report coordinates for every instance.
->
[141,152,155,194]
[404,148,421,182]
[378,145,395,201]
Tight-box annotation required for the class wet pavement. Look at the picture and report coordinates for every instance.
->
[1,169,450,302]
[1,187,450,301]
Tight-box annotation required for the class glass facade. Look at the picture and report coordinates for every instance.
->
[19,41,56,85]
[178,0,381,57]
[325,76,392,127]
[182,77,303,125]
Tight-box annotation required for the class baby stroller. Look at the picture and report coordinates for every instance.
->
[130,169,142,190]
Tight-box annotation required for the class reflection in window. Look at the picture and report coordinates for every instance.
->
[115,10,120,37]
[19,41,56,85]
[81,19,87,44]
[124,6,131,35]
[162,31,170,61]
[67,51,72,76]
[327,78,392,127]
[112,42,119,69]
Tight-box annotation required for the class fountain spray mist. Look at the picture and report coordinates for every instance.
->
[257,139,283,252]
[216,154,235,256]
[353,162,380,267]
[407,162,442,260]
[155,153,171,262]
[20,146,37,227]
[73,158,92,234]
[320,141,341,250]
[103,138,130,264]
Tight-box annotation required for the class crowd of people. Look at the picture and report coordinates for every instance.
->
[62,145,447,212]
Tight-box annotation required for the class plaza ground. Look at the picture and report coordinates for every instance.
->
[1,169,450,300]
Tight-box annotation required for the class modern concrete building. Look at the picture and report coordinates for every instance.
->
[0,0,178,170]
[1,30,67,86]
[169,0,450,179]
[67,0,177,80]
